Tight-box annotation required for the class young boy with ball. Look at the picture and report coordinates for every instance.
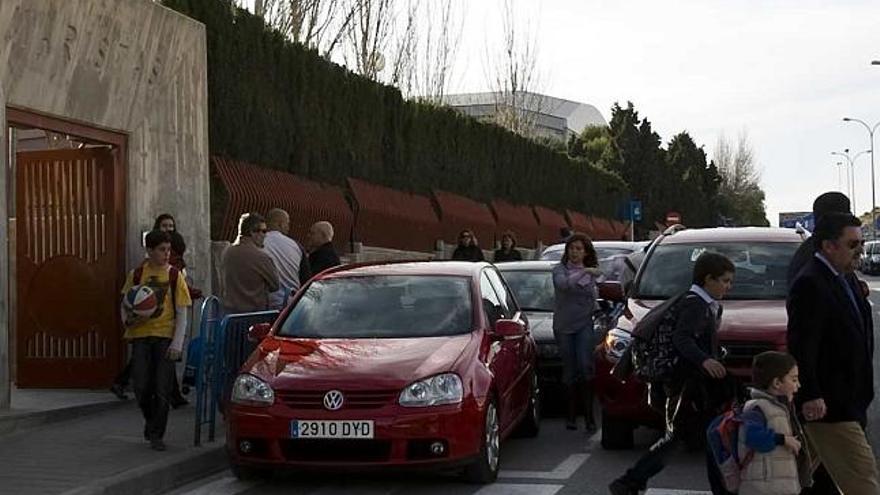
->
[121,229,192,451]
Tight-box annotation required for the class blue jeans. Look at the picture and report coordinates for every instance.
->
[554,328,594,384]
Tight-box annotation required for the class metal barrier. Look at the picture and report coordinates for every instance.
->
[193,298,280,446]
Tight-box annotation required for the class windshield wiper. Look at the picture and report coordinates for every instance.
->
[520,307,553,312]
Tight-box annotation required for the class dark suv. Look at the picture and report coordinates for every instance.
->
[594,227,803,449]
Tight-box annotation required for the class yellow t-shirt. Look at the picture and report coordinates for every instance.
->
[121,263,193,340]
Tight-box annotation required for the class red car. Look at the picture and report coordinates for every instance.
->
[594,227,803,449]
[226,261,540,483]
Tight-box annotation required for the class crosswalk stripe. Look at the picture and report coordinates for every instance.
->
[499,453,590,480]
[474,483,564,495]
[176,476,256,495]
[644,490,711,494]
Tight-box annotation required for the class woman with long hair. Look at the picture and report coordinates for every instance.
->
[451,229,485,262]
[493,230,523,262]
[552,233,602,431]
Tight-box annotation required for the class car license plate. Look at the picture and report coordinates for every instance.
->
[290,420,374,439]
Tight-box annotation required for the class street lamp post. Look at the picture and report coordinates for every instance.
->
[832,148,872,218]
[834,160,845,193]
[843,117,880,239]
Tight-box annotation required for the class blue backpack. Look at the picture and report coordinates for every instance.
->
[707,406,755,492]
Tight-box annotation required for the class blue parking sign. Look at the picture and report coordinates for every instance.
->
[630,200,642,222]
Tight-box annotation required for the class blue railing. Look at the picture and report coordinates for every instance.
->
[193,297,280,446]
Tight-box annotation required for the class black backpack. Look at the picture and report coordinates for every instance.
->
[629,291,692,382]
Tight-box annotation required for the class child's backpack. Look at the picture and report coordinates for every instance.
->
[629,291,690,382]
[707,406,754,492]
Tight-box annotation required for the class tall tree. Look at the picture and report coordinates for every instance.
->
[665,132,720,227]
[482,0,547,138]
[713,132,769,226]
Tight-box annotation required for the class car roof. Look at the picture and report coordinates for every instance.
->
[657,227,803,244]
[542,240,647,252]
[495,260,556,271]
[319,260,488,279]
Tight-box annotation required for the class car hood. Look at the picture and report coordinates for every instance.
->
[525,311,554,343]
[247,333,475,390]
[622,299,787,344]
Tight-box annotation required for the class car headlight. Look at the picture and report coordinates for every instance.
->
[604,328,633,363]
[231,374,275,406]
[399,373,463,407]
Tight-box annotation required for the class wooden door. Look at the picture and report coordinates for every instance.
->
[16,148,122,387]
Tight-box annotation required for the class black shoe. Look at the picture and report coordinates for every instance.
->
[565,419,577,430]
[149,438,167,451]
[608,479,638,495]
[171,396,189,409]
[109,384,128,400]
[143,426,149,442]
[584,419,597,433]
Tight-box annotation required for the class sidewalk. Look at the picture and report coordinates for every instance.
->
[0,400,227,495]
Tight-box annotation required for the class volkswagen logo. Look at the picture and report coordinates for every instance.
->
[323,390,344,411]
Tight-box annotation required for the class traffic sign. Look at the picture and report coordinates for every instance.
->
[630,200,642,222]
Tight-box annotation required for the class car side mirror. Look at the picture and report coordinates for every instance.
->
[598,281,625,302]
[248,323,272,343]
[493,319,526,338]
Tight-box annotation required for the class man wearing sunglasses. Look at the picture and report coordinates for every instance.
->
[221,212,280,314]
[787,212,879,494]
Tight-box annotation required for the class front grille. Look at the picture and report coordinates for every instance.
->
[282,439,391,462]
[276,390,398,410]
[722,341,777,366]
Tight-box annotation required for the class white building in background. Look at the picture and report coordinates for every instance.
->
[441,91,607,142]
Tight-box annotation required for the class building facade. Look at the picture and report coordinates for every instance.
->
[0,0,210,406]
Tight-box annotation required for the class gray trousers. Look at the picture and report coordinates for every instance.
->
[131,337,175,440]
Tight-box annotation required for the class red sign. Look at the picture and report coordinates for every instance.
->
[666,211,682,225]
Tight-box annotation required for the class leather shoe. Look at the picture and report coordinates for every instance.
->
[149,438,167,451]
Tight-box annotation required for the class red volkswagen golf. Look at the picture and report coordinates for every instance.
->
[226,261,540,483]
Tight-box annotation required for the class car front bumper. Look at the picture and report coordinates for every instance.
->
[226,397,486,469]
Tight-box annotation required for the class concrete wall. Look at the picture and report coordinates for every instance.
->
[0,0,210,404]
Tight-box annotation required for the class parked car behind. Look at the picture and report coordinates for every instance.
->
[541,241,647,262]
[594,227,801,450]
[226,261,539,484]
[862,240,880,274]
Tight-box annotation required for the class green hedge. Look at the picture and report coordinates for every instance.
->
[165,0,629,233]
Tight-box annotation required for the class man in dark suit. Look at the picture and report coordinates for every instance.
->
[787,212,879,494]
[788,191,851,285]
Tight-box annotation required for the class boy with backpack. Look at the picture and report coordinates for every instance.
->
[732,351,812,494]
[121,230,192,451]
[609,252,735,495]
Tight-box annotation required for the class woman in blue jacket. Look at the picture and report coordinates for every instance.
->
[552,233,602,431]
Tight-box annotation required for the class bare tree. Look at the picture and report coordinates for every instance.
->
[340,0,394,80]
[242,0,463,96]
[713,131,769,226]
[240,0,356,58]
[482,0,547,138]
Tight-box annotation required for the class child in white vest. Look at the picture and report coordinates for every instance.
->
[738,351,813,495]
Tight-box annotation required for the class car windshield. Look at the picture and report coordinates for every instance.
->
[278,275,473,338]
[501,270,554,312]
[635,242,799,300]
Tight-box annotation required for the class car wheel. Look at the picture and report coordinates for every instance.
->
[515,372,541,438]
[600,411,634,450]
[463,399,501,484]
[230,462,272,481]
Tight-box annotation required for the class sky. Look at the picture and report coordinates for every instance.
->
[240,0,880,226]
[447,0,880,225]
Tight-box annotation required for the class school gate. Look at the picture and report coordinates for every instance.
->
[15,148,122,387]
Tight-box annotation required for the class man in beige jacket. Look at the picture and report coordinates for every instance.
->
[222,212,279,313]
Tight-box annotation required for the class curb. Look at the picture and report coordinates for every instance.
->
[0,399,131,438]
[61,443,227,495]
